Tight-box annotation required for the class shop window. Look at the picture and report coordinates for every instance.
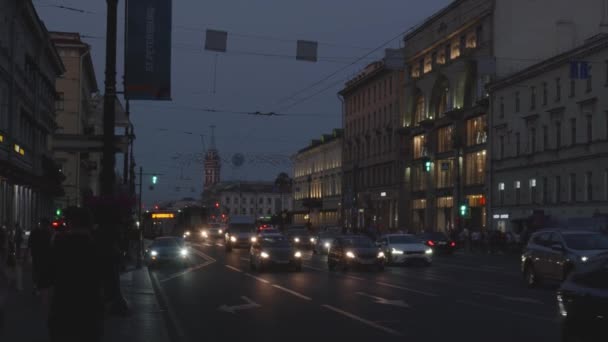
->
[465,151,486,185]
[466,115,487,146]
[436,159,453,188]
[413,135,427,159]
[437,125,454,153]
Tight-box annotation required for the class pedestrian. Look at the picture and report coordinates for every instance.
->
[27,219,53,295]
[48,208,103,342]
[471,230,480,252]
[14,223,23,260]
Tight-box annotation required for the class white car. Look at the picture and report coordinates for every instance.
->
[377,234,433,266]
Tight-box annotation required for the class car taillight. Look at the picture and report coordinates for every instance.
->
[450,241,456,247]
[427,240,435,247]
[52,221,60,228]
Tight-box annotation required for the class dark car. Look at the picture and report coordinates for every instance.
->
[146,237,189,267]
[225,223,257,252]
[286,227,315,249]
[417,232,456,254]
[201,223,225,240]
[557,254,608,342]
[522,230,608,287]
[328,235,385,271]
[250,236,302,272]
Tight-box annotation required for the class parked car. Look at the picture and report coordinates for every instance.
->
[377,234,433,265]
[145,237,189,267]
[328,235,385,271]
[416,232,457,254]
[522,229,608,287]
[557,254,608,342]
[250,236,302,272]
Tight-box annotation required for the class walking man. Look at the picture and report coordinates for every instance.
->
[27,219,53,295]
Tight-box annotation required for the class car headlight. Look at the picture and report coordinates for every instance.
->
[218,229,223,234]
[310,238,316,243]
[391,248,404,255]
[425,249,433,255]
[294,237,300,243]
[261,252,270,259]
[581,256,589,262]
[324,242,331,248]
[294,251,302,258]
[251,236,257,243]
[180,248,188,257]
[202,231,208,238]
[557,294,567,317]
[230,236,237,242]
[185,231,191,236]
[346,251,356,259]
[150,250,158,257]
[377,251,385,259]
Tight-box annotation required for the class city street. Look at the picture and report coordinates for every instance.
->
[149,242,561,342]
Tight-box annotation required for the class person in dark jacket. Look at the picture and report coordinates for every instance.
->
[48,208,103,342]
[27,219,53,293]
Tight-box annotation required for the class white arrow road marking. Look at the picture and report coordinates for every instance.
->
[321,305,402,336]
[218,296,261,314]
[356,292,410,308]
[472,291,545,305]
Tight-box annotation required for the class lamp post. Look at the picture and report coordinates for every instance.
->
[101,0,118,197]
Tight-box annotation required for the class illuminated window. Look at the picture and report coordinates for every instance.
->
[412,198,427,209]
[411,63,421,78]
[437,196,453,208]
[436,49,446,65]
[414,95,426,124]
[435,159,453,188]
[465,31,477,49]
[465,151,486,185]
[450,38,461,59]
[412,165,426,191]
[437,125,454,153]
[413,135,427,159]
[423,54,433,74]
[466,115,487,146]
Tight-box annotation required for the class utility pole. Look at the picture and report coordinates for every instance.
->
[101,0,118,197]
[137,166,143,268]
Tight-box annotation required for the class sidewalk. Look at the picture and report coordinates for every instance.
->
[1,260,170,342]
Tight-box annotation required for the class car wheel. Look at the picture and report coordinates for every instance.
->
[387,252,394,266]
[250,258,256,271]
[225,245,232,253]
[377,264,385,272]
[524,264,539,288]
[294,264,302,272]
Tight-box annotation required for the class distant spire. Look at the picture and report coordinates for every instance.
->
[210,125,217,150]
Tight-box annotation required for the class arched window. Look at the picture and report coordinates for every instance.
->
[431,76,450,118]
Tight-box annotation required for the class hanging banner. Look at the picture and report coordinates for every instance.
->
[125,0,172,100]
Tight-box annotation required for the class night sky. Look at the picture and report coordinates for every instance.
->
[34,0,451,206]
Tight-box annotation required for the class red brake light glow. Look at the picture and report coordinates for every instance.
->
[52,221,60,228]
[450,241,456,247]
[427,240,435,247]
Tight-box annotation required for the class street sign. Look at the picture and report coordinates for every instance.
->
[205,29,228,52]
[296,40,318,62]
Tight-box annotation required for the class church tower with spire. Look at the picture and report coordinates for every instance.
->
[204,125,221,188]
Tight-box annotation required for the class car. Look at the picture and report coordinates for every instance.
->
[225,222,257,252]
[416,232,457,254]
[557,254,608,342]
[522,229,608,287]
[145,237,189,267]
[313,230,340,255]
[249,236,303,272]
[327,235,385,271]
[200,223,225,240]
[286,227,315,249]
[377,234,433,266]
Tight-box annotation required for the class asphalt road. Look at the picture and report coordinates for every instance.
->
[148,240,562,342]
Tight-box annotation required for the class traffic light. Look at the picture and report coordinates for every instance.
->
[459,204,471,218]
[152,175,158,184]
[425,161,432,172]
[55,208,62,217]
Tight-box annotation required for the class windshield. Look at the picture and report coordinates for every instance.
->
[342,238,375,248]
[151,239,179,248]
[229,224,255,233]
[563,233,608,250]
[388,235,421,244]
[260,238,291,248]
[287,229,308,236]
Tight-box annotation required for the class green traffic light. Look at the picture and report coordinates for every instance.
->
[425,161,432,172]
[152,176,158,184]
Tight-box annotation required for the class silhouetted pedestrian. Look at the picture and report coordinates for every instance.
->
[14,223,23,259]
[48,208,103,342]
[27,219,53,293]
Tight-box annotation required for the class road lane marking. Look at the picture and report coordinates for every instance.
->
[272,285,312,301]
[203,243,213,247]
[160,259,216,283]
[376,282,439,297]
[456,300,555,322]
[240,257,249,261]
[189,248,217,263]
[150,272,189,341]
[356,292,409,308]
[218,296,261,314]
[216,243,224,247]
[321,305,402,336]
[225,265,243,273]
[244,272,270,284]
[472,291,545,305]
[303,264,326,272]
[344,275,365,281]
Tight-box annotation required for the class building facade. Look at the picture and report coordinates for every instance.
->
[399,0,608,233]
[340,60,404,231]
[292,130,342,228]
[488,34,608,233]
[210,181,292,218]
[50,32,99,207]
[0,0,65,227]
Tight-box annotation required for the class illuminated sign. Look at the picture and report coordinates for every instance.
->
[380,192,387,197]
[0,135,4,143]
[14,144,20,153]
[152,213,175,219]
